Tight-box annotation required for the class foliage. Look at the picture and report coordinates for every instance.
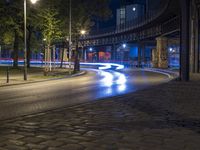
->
[2,31,14,45]
[0,0,112,69]
[0,0,23,39]
[37,8,62,46]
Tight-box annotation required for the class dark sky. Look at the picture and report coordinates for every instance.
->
[99,0,120,28]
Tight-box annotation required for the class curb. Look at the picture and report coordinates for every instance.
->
[142,68,179,79]
[0,71,87,87]
[71,71,86,77]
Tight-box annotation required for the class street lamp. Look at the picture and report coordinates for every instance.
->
[122,44,127,48]
[80,30,86,35]
[24,0,39,81]
[30,0,39,4]
[89,48,93,52]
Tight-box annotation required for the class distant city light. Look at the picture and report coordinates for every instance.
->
[89,48,93,52]
[122,44,127,48]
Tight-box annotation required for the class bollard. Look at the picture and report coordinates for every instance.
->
[6,67,9,83]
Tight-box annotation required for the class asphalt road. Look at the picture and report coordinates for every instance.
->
[0,69,170,120]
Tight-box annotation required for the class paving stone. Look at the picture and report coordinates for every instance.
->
[36,135,55,140]
[61,144,84,150]
[4,145,28,150]
[22,137,44,144]
[70,136,93,142]
[8,139,25,146]
[40,140,64,147]
[84,148,103,150]
[0,148,8,150]
[26,143,47,149]
[48,147,61,150]
[4,134,24,140]
[0,137,7,143]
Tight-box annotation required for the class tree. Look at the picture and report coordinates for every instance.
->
[56,0,112,72]
[37,8,62,73]
[26,3,40,68]
[0,0,112,71]
[0,0,24,68]
[70,0,112,72]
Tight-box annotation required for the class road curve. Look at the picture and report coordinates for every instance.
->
[0,69,170,120]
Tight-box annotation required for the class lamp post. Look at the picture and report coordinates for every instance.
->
[24,0,39,81]
[69,0,72,74]
[0,45,1,60]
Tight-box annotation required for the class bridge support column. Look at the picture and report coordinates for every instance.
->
[152,48,158,68]
[156,37,168,69]
[180,0,190,81]
[138,44,142,67]
[190,0,199,73]
[141,44,146,66]
[111,44,116,62]
[96,49,99,62]
[83,48,87,62]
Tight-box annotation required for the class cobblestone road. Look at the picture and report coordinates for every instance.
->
[0,74,200,150]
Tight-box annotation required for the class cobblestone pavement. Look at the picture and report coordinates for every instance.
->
[0,74,200,150]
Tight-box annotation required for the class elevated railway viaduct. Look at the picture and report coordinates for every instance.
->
[79,0,199,81]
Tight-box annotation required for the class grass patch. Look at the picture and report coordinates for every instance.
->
[0,66,72,79]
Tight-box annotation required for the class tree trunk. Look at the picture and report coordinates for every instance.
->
[44,44,51,76]
[60,43,65,68]
[27,29,32,68]
[13,32,19,68]
[73,40,80,73]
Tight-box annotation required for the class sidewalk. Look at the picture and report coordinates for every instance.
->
[0,74,200,150]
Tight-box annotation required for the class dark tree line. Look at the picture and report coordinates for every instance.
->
[0,0,112,72]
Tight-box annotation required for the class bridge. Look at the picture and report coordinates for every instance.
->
[79,0,180,70]
[78,0,199,81]
[80,0,179,47]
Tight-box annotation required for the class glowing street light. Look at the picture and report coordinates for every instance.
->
[122,44,127,48]
[30,0,39,4]
[80,30,86,35]
[89,48,93,52]
[24,0,39,81]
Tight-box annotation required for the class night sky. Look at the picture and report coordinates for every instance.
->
[99,0,120,28]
